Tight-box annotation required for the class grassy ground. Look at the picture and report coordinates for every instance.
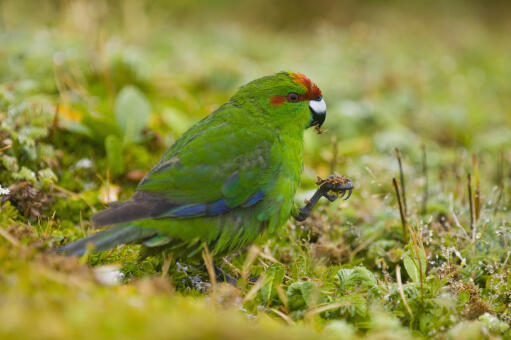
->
[1,1,511,339]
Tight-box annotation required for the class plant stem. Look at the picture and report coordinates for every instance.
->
[395,148,408,216]
[396,265,413,317]
[393,177,408,241]
[421,145,428,215]
[472,154,480,222]
[467,173,476,242]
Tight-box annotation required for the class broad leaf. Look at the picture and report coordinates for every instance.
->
[259,263,285,305]
[337,266,377,293]
[286,281,317,311]
[403,250,426,283]
[114,86,151,145]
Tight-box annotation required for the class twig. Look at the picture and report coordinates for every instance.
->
[396,265,413,317]
[472,154,480,221]
[241,246,259,282]
[393,178,408,241]
[259,247,281,264]
[267,307,295,325]
[48,104,60,140]
[0,144,12,153]
[305,301,350,318]
[395,148,408,216]
[202,244,216,291]
[275,284,289,312]
[454,163,463,199]
[161,253,172,278]
[421,145,428,215]
[467,173,476,242]
[494,150,505,216]
[0,228,20,247]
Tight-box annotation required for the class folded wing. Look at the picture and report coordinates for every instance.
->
[92,110,274,227]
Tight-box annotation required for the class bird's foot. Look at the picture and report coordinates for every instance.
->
[295,174,354,222]
[213,263,238,286]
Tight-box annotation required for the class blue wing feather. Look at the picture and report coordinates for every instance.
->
[165,203,207,217]
[159,191,265,218]
[241,191,265,207]
[206,199,231,215]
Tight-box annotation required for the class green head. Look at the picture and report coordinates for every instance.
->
[231,71,326,132]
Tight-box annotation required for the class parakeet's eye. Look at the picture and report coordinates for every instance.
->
[287,92,299,103]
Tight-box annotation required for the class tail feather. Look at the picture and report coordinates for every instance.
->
[91,191,177,227]
[55,225,158,257]
[91,202,156,227]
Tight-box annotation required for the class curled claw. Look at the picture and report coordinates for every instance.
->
[324,193,338,202]
[326,177,353,201]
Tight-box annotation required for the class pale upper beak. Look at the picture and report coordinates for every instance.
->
[309,98,326,128]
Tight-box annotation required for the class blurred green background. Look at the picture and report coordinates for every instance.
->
[2,0,510,164]
[1,1,511,339]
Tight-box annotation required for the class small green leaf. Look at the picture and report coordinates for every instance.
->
[286,281,317,311]
[335,294,368,318]
[403,255,419,282]
[259,263,285,305]
[403,248,427,283]
[337,266,377,293]
[300,281,315,306]
[259,279,273,305]
[12,166,37,184]
[114,86,151,145]
[457,290,471,306]
[105,134,124,176]
[37,168,57,189]
[270,263,285,285]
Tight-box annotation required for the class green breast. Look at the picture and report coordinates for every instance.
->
[258,133,304,233]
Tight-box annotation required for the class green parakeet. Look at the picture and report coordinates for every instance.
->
[57,71,352,261]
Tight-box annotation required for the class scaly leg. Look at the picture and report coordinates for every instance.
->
[295,174,354,222]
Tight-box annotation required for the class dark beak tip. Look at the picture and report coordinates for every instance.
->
[317,113,326,127]
[309,107,326,128]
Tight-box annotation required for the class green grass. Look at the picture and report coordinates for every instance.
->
[1,1,511,339]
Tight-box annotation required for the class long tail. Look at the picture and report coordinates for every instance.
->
[55,224,158,257]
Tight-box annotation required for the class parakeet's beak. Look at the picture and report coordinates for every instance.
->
[309,98,326,128]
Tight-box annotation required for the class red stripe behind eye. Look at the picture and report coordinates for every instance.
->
[270,95,286,106]
[270,73,322,106]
